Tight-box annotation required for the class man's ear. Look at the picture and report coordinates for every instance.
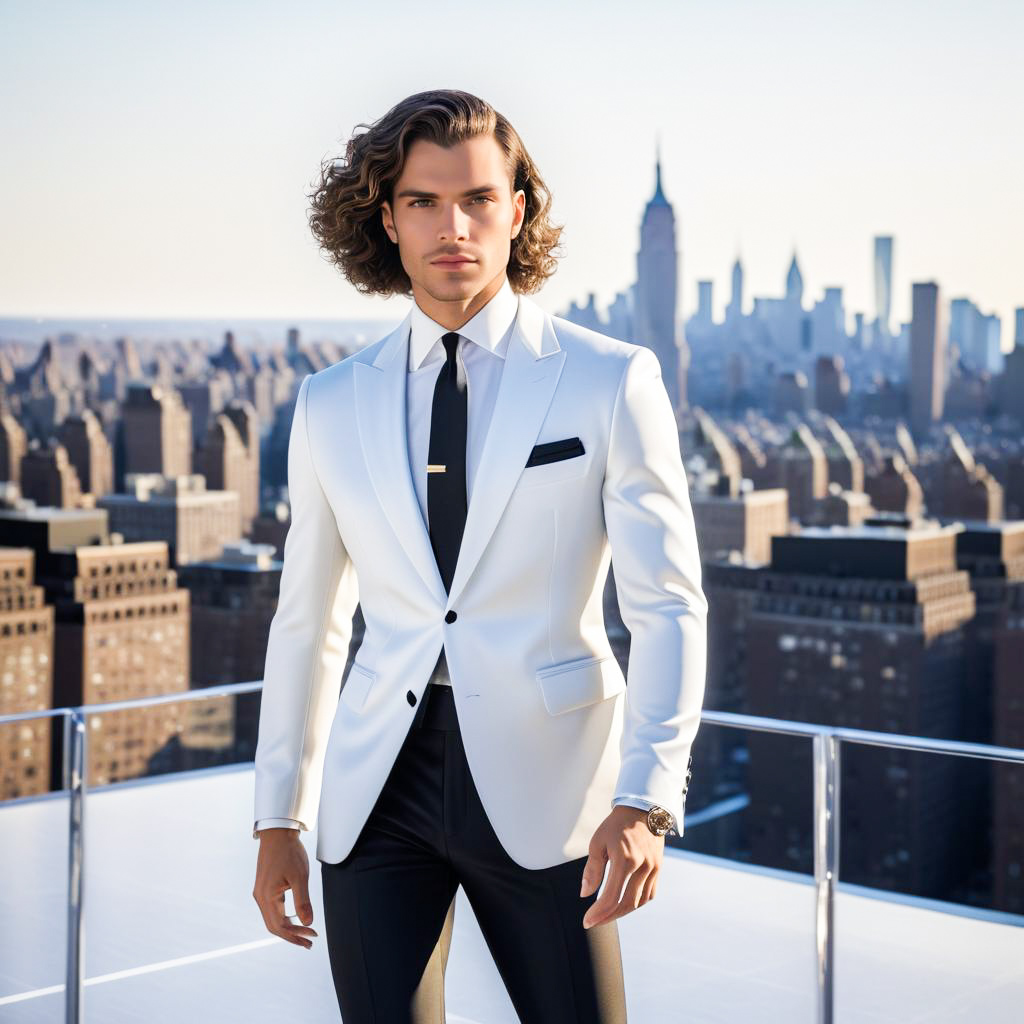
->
[381,201,397,244]
[510,188,526,240]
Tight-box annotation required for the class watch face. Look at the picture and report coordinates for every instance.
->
[647,807,672,835]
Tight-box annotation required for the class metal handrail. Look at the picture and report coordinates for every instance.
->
[0,681,263,1024]
[2,684,1022,1024]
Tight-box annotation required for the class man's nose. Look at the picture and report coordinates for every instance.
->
[438,202,470,241]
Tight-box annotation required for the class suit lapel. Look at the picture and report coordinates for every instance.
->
[353,309,446,606]
[353,293,566,611]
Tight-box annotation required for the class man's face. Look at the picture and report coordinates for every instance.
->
[381,133,526,302]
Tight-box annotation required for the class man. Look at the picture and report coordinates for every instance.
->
[252,88,707,1023]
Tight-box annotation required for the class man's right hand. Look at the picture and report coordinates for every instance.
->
[252,828,318,949]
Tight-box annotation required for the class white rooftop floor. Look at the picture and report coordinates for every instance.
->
[0,765,1021,1023]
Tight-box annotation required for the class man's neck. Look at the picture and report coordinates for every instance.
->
[411,272,507,332]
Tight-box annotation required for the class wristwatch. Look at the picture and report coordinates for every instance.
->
[644,753,693,837]
[645,805,675,836]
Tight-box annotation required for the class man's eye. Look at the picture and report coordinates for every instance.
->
[407,196,492,208]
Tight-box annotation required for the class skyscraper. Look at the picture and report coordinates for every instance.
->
[634,145,682,412]
[726,254,744,322]
[874,235,894,337]
[950,297,1004,374]
[785,251,804,308]
[909,281,946,439]
[122,382,193,478]
[0,548,53,801]
[695,280,714,326]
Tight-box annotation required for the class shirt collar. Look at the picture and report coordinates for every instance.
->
[407,275,519,371]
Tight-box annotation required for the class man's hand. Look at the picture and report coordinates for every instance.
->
[252,828,318,949]
[580,805,664,929]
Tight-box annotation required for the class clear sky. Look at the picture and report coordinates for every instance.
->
[1,0,1021,344]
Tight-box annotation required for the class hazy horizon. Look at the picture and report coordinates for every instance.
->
[2,0,1021,347]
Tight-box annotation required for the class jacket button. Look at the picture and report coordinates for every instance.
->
[445,610,457,623]
[407,690,416,706]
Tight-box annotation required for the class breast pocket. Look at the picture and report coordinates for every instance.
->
[517,436,592,489]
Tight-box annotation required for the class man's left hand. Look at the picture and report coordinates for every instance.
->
[580,805,664,929]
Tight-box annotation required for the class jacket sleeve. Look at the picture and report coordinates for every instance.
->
[252,371,360,834]
[602,345,708,831]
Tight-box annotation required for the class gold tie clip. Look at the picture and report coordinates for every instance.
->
[426,464,447,473]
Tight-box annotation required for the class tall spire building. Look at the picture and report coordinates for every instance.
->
[634,144,685,413]
[785,250,804,307]
[726,253,745,322]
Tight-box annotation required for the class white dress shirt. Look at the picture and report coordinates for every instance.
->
[254,277,669,835]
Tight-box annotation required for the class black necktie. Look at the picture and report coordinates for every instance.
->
[427,331,468,594]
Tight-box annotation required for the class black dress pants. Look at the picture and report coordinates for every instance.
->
[320,681,628,1023]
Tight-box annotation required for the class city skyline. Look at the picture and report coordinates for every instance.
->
[1,0,1021,342]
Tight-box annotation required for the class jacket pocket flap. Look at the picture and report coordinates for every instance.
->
[340,662,376,712]
[535,653,626,715]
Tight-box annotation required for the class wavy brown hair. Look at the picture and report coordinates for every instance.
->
[307,89,564,297]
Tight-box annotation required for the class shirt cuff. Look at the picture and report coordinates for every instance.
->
[253,817,304,839]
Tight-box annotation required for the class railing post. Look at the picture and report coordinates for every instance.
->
[812,732,840,1024]
[66,709,87,1024]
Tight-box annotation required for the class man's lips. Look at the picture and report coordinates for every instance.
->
[432,257,476,266]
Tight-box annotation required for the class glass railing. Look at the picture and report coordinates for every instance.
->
[1,683,1022,1024]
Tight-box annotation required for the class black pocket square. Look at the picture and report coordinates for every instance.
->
[525,436,586,468]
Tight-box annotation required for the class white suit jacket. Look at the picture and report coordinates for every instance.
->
[252,291,708,869]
